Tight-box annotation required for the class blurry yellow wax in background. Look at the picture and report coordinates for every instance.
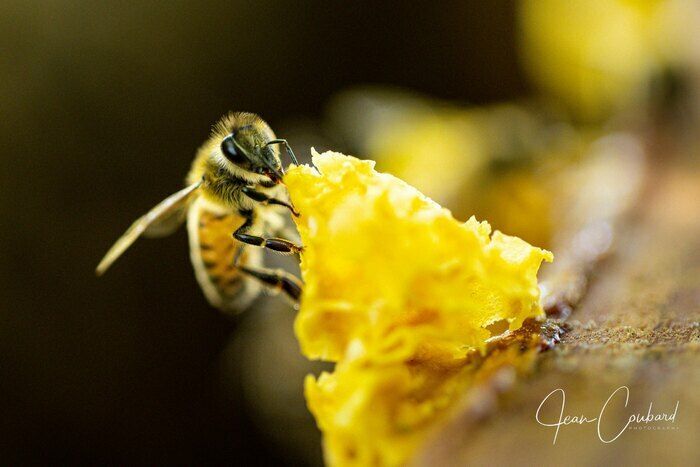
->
[328,89,585,250]
[518,0,700,122]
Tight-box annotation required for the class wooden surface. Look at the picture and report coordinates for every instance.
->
[414,165,700,466]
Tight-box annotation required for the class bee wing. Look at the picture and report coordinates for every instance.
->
[142,199,190,238]
[96,180,202,276]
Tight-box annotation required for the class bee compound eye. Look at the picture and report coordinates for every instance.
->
[221,135,248,165]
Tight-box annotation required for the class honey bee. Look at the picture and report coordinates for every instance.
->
[96,112,303,313]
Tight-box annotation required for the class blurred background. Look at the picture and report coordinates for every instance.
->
[1,0,698,465]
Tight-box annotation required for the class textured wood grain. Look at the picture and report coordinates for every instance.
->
[414,166,700,466]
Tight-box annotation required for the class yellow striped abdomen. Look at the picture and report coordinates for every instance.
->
[187,197,262,313]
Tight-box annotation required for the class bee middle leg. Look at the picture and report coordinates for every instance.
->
[233,209,303,255]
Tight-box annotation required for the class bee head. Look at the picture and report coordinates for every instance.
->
[220,125,284,183]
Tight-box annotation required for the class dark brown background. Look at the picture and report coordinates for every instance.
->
[0,1,526,464]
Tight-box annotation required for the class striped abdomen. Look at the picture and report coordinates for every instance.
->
[187,197,262,313]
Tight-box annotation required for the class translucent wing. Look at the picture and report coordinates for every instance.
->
[96,180,202,275]
[142,200,190,238]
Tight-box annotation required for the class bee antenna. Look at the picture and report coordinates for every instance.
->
[266,139,299,166]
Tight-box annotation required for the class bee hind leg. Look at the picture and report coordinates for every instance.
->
[234,210,303,255]
[233,248,302,302]
[241,265,302,303]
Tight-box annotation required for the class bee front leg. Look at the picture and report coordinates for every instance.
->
[234,209,303,255]
[242,186,299,217]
